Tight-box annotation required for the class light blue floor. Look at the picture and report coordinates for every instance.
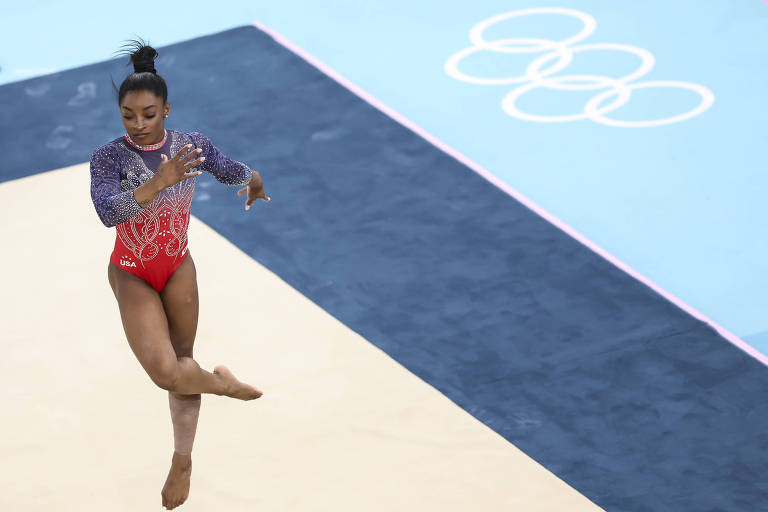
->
[5,0,768,352]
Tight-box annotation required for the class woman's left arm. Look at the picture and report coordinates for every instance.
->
[187,131,253,186]
[188,132,270,210]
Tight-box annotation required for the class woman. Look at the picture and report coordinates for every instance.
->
[89,40,268,510]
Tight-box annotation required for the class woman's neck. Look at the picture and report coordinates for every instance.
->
[124,129,168,151]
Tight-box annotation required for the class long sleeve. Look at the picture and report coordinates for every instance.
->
[89,144,143,227]
[187,131,253,186]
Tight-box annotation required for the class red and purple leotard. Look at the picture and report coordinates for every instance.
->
[89,129,252,292]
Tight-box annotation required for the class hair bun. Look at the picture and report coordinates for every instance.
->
[133,60,156,74]
[114,37,169,106]
[119,39,159,74]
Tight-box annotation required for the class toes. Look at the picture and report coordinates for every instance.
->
[162,494,176,509]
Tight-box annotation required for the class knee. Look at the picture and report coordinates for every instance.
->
[149,358,180,391]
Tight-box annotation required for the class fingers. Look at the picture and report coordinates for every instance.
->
[183,156,205,171]
[170,144,203,168]
[172,144,194,161]
[244,186,253,210]
[244,194,271,210]
[180,170,203,181]
[160,154,168,163]
[180,148,203,166]
[243,187,271,210]
[253,186,271,202]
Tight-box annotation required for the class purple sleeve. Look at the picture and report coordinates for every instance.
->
[188,132,253,186]
[89,144,143,227]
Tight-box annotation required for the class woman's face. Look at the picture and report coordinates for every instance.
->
[119,90,170,145]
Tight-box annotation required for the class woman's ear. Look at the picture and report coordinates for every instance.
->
[164,102,171,118]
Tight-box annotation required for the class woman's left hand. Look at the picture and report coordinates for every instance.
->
[237,171,270,210]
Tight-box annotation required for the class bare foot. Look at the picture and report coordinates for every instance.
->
[161,452,192,510]
[213,365,263,400]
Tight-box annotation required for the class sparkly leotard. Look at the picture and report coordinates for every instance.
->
[89,129,252,292]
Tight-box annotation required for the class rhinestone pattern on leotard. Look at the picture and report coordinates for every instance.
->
[89,129,254,267]
[114,133,195,267]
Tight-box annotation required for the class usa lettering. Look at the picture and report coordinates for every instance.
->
[120,259,137,268]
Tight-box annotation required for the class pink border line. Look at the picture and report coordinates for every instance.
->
[253,21,768,367]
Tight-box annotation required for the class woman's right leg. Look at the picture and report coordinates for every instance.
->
[107,262,258,398]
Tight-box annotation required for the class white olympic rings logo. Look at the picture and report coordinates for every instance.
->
[444,8,715,127]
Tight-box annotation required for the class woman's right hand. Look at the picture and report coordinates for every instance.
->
[154,144,205,188]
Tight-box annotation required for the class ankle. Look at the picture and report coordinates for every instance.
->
[172,452,192,466]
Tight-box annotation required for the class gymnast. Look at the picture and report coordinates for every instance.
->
[89,39,269,510]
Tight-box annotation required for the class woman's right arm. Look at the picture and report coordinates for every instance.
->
[90,144,161,227]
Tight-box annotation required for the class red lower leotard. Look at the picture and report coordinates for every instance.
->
[108,177,193,292]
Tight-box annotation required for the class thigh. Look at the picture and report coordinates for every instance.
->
[107,263,179,380]
[160,252,199,358]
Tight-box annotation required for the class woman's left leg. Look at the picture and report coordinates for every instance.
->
[159,253,201,510]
